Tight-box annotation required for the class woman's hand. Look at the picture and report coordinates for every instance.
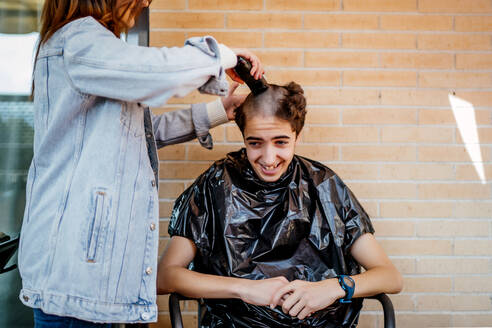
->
[238,276,289,306]
[270,279,345,320]
[226,48,264,83]
[221,82,246,120]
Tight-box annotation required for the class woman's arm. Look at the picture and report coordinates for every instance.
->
[157,236,289,305]
[271,233,403,320]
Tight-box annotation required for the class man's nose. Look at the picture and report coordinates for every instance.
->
[262,146,276,165]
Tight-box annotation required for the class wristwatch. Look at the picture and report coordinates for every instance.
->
[337,275,355,304]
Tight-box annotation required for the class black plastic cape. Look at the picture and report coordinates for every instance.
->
[169,149,374,328]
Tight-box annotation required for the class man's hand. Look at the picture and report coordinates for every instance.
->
[238,276,289,306]
[221,82,246,120]
[270,279,345,320]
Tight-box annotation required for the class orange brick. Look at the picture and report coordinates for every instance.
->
[457,127,492,144]
[396,314,451,327]
[455,202,492,218]
[158,145,186,160]
[381,15,452,31]
[255,50,303,67]
[363,294,414,311]
[416,295,491,311]
[209,125,225,143]
[356,314,377,328]
[453,314,492,326]
[371,220,415,236]
[168,91,216,105]
[343,33,416,49]
[417,257,490,274]
[266,0,339,11]
[159,201,174,218]
[188,144,240,161]
[456,164,492,181]
[342,145,416,161]
[305,51,379,68]
[265,32,339,48]
[380,201,453,218]
[328,163,379,180]
[187,31,263,48]
[305,89,380,105]
[295,144,339,161]
[158,238,170,256]
[419,0,492,13]
[342,108,416,125]
[381,126,454,143]
[347,182,417,199]
[156,294,169,312]
[151,314,198,328]
[456,53,492,69]
[455,275,492,292]
[189,0,263,10]
[418,145,491,162]
[304,14,378,30]
[456,15,492,31]
[343,0,417,12]
[418,34,491,50]
[227,13,302,29]
[379,240,452,256]
[380,89,451,106]
[151,0,185,9]
[419,72,492,88]
[303,126,379,143]
[455,239,492,255]
[305,107,340,124]
[390,258,416,274]
[380,164,454,180]
[159,219,170,237]
[159,162,212,179]
[360,201,379,218]
[267,70,340,86]
[404,276,454,292]
[454,90,492,107]
[417,220,489,237]
[158,182,186,198]
[344,71,416,87]
[225,125,243,142]
[149,31,187,47]
[418,183,491,200]
[381,52,454,69]
[419,108,492,125]
[150,12,224,29]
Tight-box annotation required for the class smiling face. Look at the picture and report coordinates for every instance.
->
[243,115,298,182]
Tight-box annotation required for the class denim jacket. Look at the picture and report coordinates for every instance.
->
[18,16,230,323]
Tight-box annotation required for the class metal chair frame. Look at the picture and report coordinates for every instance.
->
[169,292,396,328]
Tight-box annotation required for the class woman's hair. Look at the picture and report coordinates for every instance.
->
[31,0,150,98]
[234,81,307,135]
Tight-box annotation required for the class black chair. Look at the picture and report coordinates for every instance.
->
[0,232,20,274]
[169,292,396,328]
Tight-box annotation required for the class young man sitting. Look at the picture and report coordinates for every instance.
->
[157,82,403,328]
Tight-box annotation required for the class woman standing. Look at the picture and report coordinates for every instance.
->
[17,0,263,326]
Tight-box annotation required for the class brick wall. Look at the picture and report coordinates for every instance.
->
[148,1,492,327]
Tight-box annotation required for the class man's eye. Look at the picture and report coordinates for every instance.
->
[276,140,288,145]
[248,142,260,147]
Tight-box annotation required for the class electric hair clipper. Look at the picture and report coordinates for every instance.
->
[233,56,269,95]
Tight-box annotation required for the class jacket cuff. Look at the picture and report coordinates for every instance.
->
[218,44,237,69]
[206,98,229,128]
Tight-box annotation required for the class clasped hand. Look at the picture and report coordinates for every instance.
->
[239,277,343,320]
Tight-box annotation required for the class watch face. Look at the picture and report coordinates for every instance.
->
[342,276,355,288]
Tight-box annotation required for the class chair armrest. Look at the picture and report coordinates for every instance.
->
[367,294,396,328]
[169,293,189,328]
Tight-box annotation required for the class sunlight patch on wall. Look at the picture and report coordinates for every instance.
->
[448,94,486,184]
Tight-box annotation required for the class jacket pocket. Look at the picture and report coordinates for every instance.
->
[86,190,107,262]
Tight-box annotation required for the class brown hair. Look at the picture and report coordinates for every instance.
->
[32,0,150,97]
[234,82,307,136]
